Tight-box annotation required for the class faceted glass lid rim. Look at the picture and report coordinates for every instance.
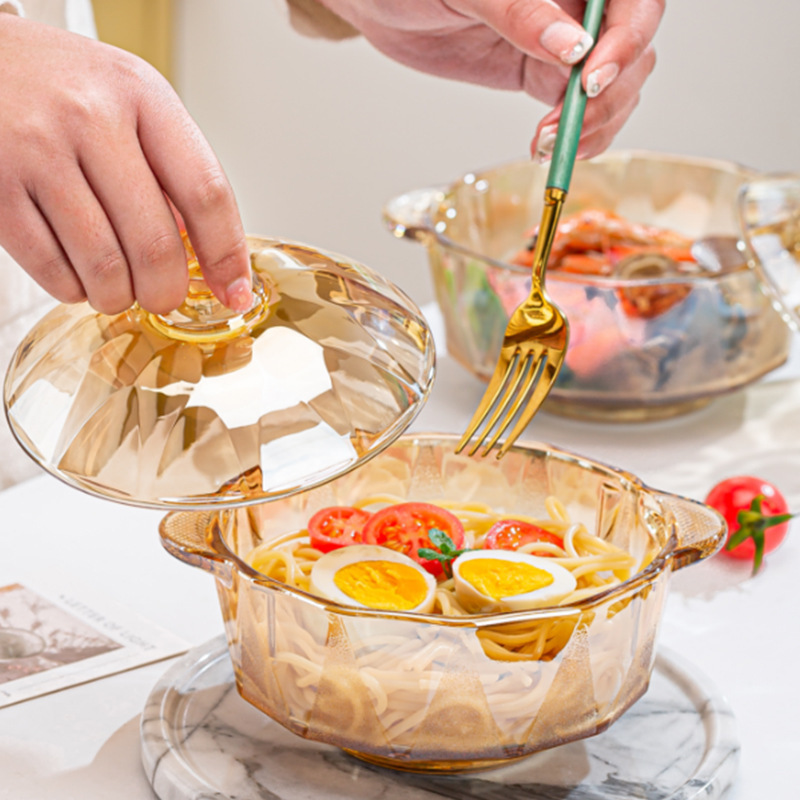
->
[3,235,436,510]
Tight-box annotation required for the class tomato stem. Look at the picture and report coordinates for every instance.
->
[725,495,795,575]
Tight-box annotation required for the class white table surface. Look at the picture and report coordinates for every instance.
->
[1,325,798,799]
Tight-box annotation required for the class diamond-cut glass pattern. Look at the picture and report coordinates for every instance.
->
[160,435,726,772]
[4,238,434,508]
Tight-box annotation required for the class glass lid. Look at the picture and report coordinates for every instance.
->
[3,236,435,509]
[739,174,800,331]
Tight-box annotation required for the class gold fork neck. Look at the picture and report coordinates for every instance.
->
[531,186,567,283]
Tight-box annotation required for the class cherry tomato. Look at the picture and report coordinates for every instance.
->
[484,519,563,554]
[361,502,465,576]
[308,506,372,553]
[705,476,794,574]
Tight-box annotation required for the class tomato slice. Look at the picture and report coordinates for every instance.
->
[361,502,465,576]
[484,519,563,554]
[307,506,372,553]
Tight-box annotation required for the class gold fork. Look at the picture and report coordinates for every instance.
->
[456,0,606,459]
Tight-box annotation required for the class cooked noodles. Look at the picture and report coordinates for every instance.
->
[246,493,640,662]
[248,493,637,612]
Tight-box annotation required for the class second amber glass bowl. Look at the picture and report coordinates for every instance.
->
[160,433,725,774]
[384,151,790,421]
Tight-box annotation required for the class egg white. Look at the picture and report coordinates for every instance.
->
[309,544,436,613]
[452,550,577,613]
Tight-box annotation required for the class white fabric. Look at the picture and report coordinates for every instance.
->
[65,0,96,37]
[0,0,94,489]
[1,0,94,35]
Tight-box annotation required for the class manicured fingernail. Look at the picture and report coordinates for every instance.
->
[540,22,594,65]
[226,276,254,313]
[586,63,620,98]
[535,124,558,162]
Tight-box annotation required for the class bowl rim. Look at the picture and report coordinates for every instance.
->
[193,432,685,627]
[428,149,761,287]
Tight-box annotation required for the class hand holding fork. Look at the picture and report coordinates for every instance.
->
[457,0,607,459]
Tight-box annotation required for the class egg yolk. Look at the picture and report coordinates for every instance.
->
[459,558,554,599]
[333,560,430,611]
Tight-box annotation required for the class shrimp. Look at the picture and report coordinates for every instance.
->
[511,209,699,319]
[512,209,695,273]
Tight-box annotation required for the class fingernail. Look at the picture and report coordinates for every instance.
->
[586,63,620,98]
[226,276,254,313]
[540,22,594,65]
[535,124,558,162]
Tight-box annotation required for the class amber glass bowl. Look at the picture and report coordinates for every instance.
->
[160,433,725,774]
[384,151,790,421]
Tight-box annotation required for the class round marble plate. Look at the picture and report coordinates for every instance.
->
[140,635,739,800]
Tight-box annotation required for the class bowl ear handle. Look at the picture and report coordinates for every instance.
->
[382,187,442,243]
[653,491,727,571]
[159,510,234,585]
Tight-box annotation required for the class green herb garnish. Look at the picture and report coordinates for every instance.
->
[418,528,473,578]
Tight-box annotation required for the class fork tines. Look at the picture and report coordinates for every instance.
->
[456,344,551,458]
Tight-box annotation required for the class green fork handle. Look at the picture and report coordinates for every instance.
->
[547,0,607,192]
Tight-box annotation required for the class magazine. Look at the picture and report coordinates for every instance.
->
[0,581,188,707]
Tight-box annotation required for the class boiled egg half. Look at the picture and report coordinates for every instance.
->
[452,550,577,613]
[309,544,436,613]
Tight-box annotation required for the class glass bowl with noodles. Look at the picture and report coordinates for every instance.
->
[159,433,725,774]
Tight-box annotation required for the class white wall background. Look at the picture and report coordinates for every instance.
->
[173,0,800,309]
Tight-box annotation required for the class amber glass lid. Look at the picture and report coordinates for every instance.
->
[3,236,435,509]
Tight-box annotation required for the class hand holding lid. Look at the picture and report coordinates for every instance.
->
[3,236,434,509]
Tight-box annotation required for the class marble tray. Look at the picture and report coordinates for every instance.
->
[140,635,739,800]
